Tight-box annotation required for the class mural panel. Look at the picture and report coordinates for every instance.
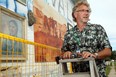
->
[33,0,67,62]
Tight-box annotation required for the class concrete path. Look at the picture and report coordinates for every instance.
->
[108,62,116,77]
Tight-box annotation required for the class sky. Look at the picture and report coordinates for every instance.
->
[87,0,116,50]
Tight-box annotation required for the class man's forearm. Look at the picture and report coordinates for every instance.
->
[97,48,111,59]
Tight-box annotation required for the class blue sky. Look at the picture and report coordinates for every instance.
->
[88,0,116,50]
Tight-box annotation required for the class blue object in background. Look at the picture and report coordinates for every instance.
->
[0,0,7,8]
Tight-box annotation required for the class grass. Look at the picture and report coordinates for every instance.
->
[105,62,112,76]
[106,65,111,76]
[114,61,116,71]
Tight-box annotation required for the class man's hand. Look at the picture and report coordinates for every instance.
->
[62,51,97,59]
[63,51,72,59]
[81,51,96,59]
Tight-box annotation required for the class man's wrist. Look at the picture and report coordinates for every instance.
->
[94,53,98,59]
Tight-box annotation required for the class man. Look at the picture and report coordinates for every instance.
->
[2,20,22,55]
[61,0,112,77]
[9,20,18,36]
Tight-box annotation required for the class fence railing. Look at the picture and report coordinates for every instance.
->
[0,33,63,77]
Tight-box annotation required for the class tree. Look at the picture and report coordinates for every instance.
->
[110,50,116,60]
[105,50,116,61]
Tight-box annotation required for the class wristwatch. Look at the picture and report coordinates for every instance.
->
[94,53,98,59]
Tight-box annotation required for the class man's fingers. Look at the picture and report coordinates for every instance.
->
[82,51,92,58]
[63,51,72,59]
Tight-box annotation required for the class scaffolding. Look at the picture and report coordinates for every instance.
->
[0,33,62,77]
[59,57,99,77]
[0,33,100,77]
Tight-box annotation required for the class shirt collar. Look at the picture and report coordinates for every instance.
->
[74,22,91,31]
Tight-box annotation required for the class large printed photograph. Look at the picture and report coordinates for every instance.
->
[0,6,26,60]
[33,0,67,62]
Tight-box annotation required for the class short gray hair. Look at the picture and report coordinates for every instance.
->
[72,0,91,22]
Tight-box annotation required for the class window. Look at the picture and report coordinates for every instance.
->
[17,0,27,5]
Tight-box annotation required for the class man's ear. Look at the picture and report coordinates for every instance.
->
[72,12,75,19]
[72,12,77,21]
[73,12,77,18]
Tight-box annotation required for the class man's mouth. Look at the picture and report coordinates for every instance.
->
[83,17,88,19]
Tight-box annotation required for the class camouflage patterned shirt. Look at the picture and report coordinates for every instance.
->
[61,23,112,77]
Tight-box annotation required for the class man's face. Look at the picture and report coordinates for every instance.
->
[9,22,18,36]
[74,4,90,23]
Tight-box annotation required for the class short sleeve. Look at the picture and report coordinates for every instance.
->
[96,25,112,50]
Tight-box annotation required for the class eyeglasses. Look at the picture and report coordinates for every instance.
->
[76,9,91,13]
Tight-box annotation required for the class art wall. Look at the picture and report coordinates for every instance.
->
[0,0,74,76]
[0,0,74,49]
[33,0,67,62]
[0,0,74,46]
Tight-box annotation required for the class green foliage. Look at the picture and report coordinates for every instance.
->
[105,65,111,76]
[110,62,112,66]
[104,50,116,76]
[114,61,116,71]
[105,50,116,61]
[110,51,116,60]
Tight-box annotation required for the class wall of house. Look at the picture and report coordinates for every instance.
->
[0,0,74,77]
[0,0,74,43]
